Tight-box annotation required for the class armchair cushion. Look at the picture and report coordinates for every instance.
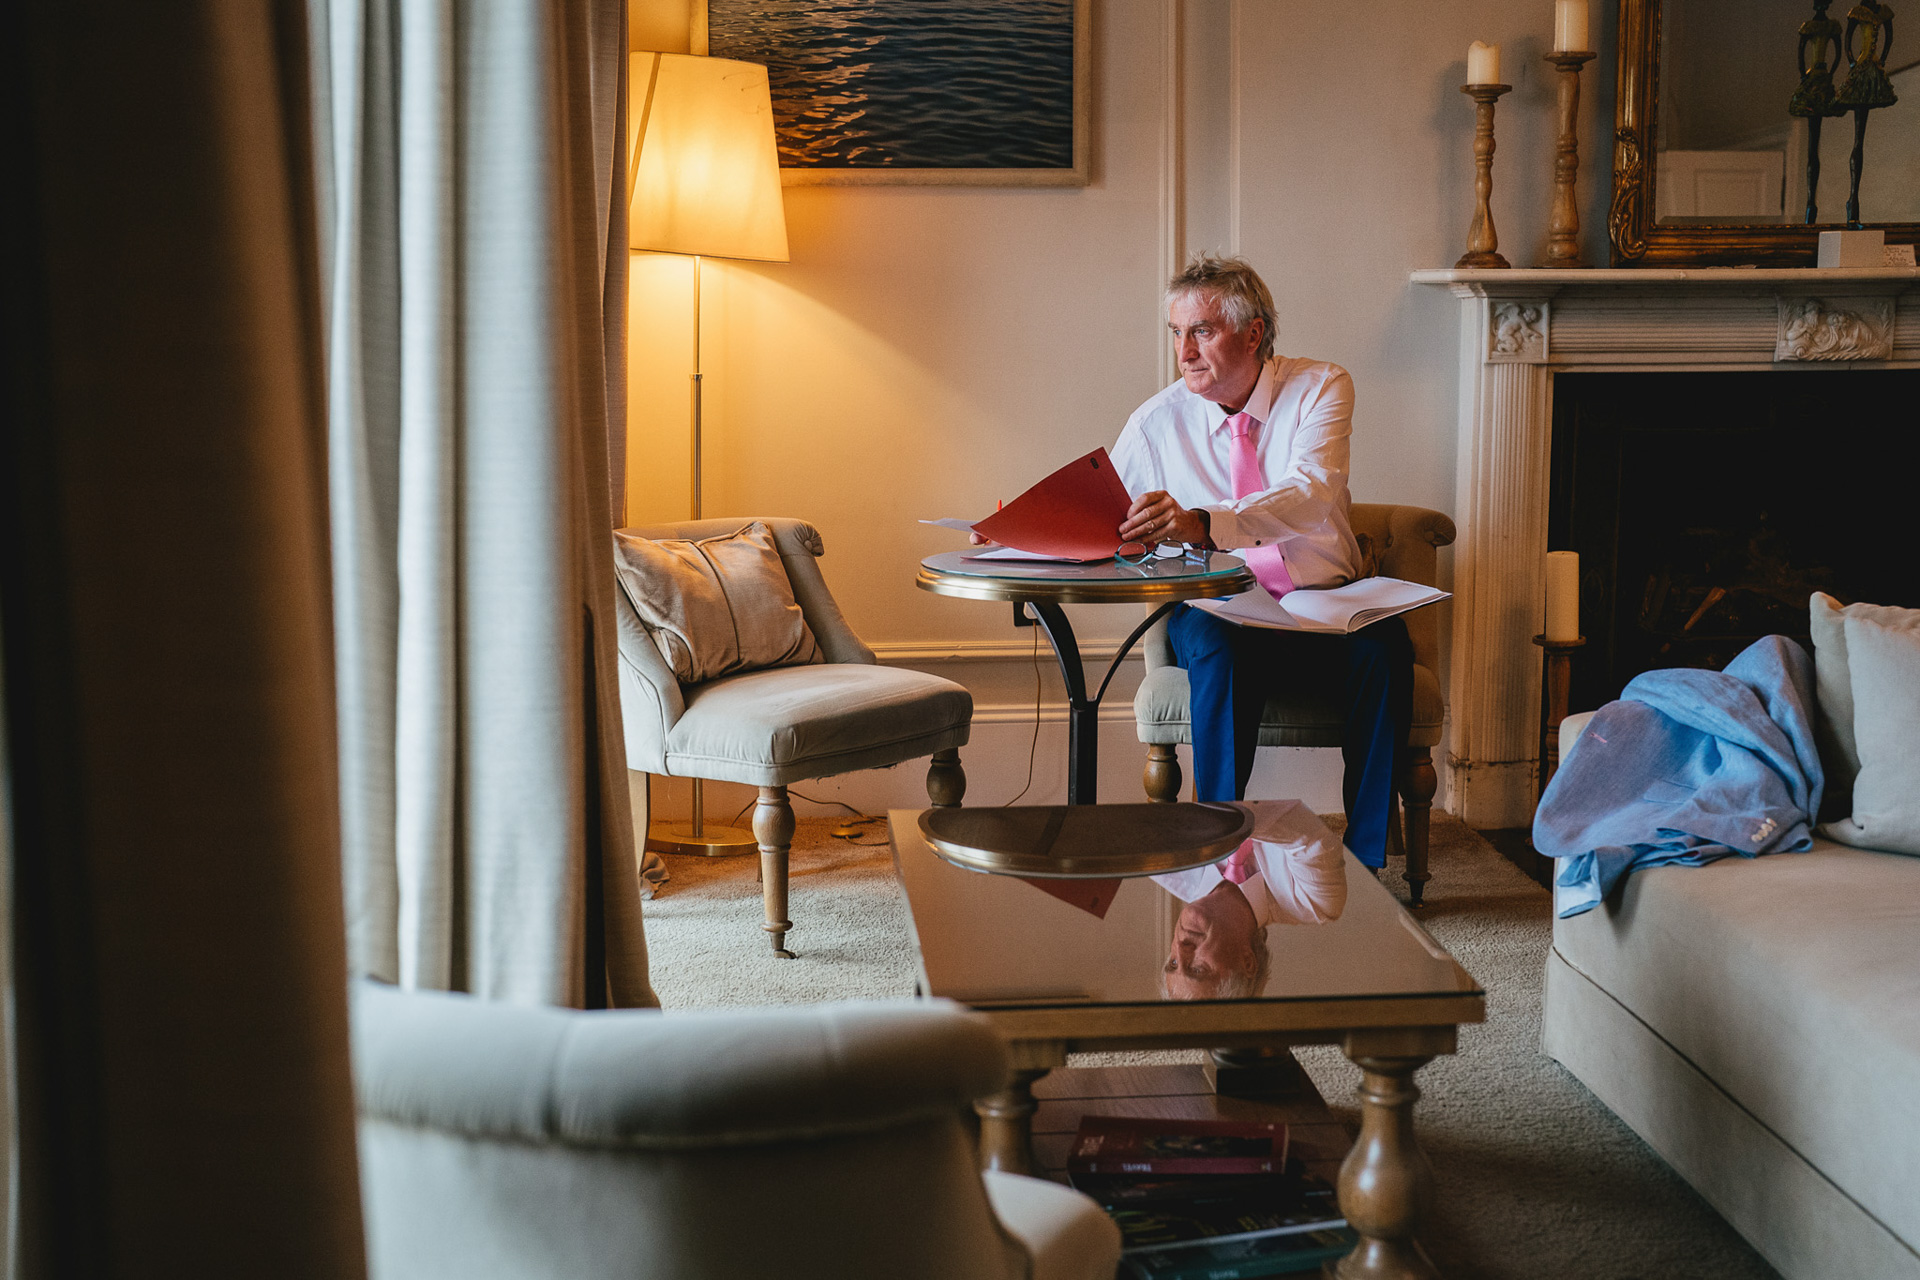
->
[664,663,972,787]
[1134,660,1442,749]
[352,983,1009,1147]
[613,522,822,684]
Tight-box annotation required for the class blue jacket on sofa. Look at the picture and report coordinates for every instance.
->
[1534,635,1826,918]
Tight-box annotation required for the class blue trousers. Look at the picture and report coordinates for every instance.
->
[1167,604,1413,868]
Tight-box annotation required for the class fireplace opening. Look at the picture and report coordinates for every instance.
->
[1548,369,1920,716]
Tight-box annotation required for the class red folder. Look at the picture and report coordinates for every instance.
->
[971,448,1134,562]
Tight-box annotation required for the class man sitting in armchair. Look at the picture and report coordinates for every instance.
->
[1111,255,1412,871]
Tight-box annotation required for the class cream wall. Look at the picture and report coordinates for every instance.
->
[630,0,1616,822]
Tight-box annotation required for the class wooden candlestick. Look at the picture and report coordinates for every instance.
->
[1533,634,1587,796]
[1542,51,1597,268]
[1456,84,1513,269]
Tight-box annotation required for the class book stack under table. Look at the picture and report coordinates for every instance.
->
[1067,1115,1359,1279]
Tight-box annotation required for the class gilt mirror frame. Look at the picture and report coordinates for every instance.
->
[1609,0,1920,266]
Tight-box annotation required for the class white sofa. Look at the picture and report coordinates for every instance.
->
[1542,712,1920,1279]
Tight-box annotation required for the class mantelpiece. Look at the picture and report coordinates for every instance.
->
[1412,267,1920,828]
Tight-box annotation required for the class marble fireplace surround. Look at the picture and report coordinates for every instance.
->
[1411,266,1920,829]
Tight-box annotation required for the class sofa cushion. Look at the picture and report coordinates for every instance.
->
[1825,609,1920,857]
[1551,840,1920,1248]
[664,663,972,786]
[612,523,822,684]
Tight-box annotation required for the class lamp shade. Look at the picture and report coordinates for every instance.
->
[630,53,790,262]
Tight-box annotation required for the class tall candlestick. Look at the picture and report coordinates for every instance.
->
[1545,550,1580,641]
[1455,82,1514,269]
[1554,0,1590,53]
[1467,40,1502,85]
[1542,49,1598,267]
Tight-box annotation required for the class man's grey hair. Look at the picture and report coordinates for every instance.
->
[1165,254,1277,363]
[1160,925,1272,1000]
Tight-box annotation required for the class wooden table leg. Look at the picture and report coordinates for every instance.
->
[1332,1029,1450,1280]
[975,1067,1051,1175]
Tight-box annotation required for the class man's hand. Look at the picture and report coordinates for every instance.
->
[1121,491,1207,546]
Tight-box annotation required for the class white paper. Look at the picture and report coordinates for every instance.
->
[1194,576,1450,633]
[920,517,982,532]
[964,545,1086,563]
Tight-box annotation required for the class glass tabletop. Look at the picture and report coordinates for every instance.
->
[888,800,1479,1009]
[917,549,1254,605]
[920,548,1249,585]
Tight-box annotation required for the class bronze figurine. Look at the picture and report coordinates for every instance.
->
[1835,0,1898,226]
[1788,0,1848,224]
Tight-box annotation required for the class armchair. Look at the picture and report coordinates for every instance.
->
[1134,504,1455,904]
[614,518,971,956]
[352,983,1122,1280]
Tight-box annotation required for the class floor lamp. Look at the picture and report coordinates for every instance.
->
[630,51,790,856]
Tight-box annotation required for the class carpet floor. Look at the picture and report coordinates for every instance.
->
[641,811,1781,1280]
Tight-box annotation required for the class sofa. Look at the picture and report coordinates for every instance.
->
[1542,608,1920,1279]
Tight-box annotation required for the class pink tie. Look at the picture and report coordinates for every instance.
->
[1221,838,1257,884]
[1227,413,1295,600]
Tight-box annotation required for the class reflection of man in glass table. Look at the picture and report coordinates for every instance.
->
[889,800,1483,1280]
[1155,798,1348,1000]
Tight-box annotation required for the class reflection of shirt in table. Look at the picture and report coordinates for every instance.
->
[1110,355,1362,591]
[1152,799,1348,926]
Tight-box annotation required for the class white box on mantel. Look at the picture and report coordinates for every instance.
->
[1818,228,1886,268]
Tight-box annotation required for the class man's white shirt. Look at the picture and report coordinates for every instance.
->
[1111,355,1362,590]
[1152,799,1350,927]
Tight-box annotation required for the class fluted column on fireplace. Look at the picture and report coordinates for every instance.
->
[1449,296,1554,828]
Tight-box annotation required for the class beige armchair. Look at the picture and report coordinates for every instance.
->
[614,518,971,956]
[353,983,1123,1280]
[1134,503,1455,904]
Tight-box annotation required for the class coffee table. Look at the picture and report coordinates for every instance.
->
[888,804,1484,1280]
[915,550,1253,803]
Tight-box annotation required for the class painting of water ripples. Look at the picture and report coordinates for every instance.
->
[706,0,1085,184]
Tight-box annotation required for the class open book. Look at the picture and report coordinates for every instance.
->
[1192,576,1449,634]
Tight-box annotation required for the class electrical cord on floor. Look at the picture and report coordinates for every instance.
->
[723,790,890,844]
[1001,622,1042,806]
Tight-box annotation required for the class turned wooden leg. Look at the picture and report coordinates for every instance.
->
[1144,742,1182,802]
[1401,747,1436,907]
[926,747,966,807]
[753,785,796,959]
[974,1067,1050,1175]
[1335,1046,1440,1280]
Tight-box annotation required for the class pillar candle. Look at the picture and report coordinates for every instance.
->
[1554,0,1590,53]
[1467,41,1502,86]
[1545,551,1580,641]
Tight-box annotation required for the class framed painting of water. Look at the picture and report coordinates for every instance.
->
[701,0,1090,186]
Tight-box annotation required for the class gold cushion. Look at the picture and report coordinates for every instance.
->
[612,522,822,684]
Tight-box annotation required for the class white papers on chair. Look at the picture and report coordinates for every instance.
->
[1192,576,1450,634]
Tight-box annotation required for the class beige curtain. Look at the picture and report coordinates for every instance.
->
[312,0,657,1007]
[0,2,364,1274]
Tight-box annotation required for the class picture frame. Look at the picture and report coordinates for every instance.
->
[697,0,1090,188]
[1609,0,1919,266]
